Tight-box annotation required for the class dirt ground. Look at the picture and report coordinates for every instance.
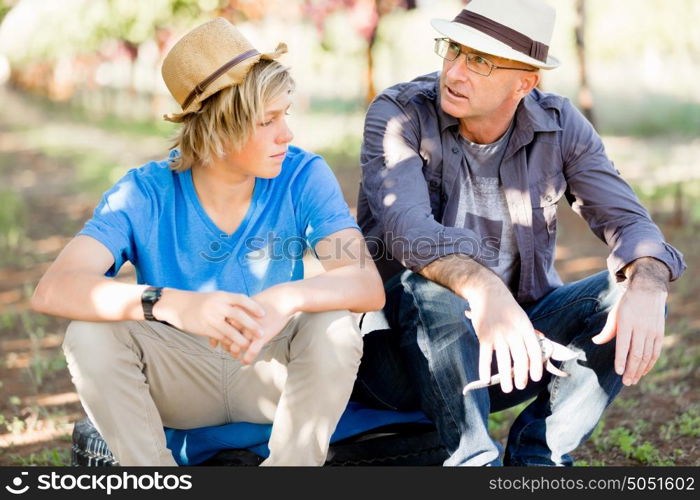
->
[0,87,697,466]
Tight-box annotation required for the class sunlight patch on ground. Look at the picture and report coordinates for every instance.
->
[0,417,76,448]
[2,333,63,352]
[25,392,79,408]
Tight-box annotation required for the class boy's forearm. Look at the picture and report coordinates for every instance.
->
[31,272,149,322]
[277,265,385,314]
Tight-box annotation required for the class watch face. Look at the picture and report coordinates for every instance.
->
[143,289,160,303]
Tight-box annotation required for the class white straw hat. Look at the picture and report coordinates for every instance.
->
[431,0,560,70]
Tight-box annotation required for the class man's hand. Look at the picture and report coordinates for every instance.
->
[420,254,543,393]
[153,289,265,356]
[592,258,669,386]
[467,279,544,393]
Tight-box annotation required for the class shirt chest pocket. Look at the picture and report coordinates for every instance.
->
[530,172,567,251]
[531,172,567,208]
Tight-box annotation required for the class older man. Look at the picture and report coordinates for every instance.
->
[353,0,685,466]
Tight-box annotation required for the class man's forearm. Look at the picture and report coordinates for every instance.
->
[419,253,504,302]
[623,257,671,292]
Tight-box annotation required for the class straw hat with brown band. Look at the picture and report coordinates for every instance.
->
[161,17,287,122]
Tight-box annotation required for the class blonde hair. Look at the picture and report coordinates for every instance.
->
[168,59,294,171]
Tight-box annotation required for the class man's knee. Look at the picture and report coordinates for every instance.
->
[586,270,622,315]
[398,271,474,343]
[401,271,467,313]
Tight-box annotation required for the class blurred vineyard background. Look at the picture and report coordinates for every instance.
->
[0,0,698,466]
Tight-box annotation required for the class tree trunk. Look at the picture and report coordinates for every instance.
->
[672,182,685,226]
[575,0,595,126]
[365,27,377,107]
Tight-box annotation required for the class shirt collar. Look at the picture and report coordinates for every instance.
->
[516,90,562,133]
[503,90,562,160]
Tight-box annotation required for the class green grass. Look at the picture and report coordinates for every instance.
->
[487,400,532,441]
[596,93,700,138]
[677,409,700,437]
[575,458,607,466]
[593,422,680,466]
[0,310,19,332]
[19,90,175,140]
[28,352,67,388]
[316,134,362,171]
[0,414,26,435]
[661,407,700,440]
[631,180,700,224]
[0,189,27,266]
[95,113,175,139]
[307,96,366,114]
[16,310,69,388]
[32,146,125,195]
[9,447,71,466]
[613,397,640,410]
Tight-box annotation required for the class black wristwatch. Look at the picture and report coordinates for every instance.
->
[141,286,164,322]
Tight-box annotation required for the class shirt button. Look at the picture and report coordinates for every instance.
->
[544,195,553,202]
[451,147,459,154]
[429,180,439,189]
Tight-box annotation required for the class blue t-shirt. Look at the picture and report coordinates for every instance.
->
[79,145,359,295]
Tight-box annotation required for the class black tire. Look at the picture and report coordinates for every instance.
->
[71,418,447,466]
[325,423,447,466]
[71,418,118,466]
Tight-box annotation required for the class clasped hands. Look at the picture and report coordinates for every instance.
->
[163,285,300,365]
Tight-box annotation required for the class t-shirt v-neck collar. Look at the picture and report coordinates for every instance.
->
[181,168,259,240]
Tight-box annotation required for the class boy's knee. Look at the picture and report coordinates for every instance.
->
[293,310,363,370]
[63,320,136,375]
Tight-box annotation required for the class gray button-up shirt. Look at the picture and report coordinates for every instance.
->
[357,72,686,303]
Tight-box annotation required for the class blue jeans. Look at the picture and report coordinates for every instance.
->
[352,270,625,466]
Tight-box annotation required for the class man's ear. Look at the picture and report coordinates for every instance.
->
[516,71,540,97]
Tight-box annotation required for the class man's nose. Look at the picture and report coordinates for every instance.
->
[445,54,470,82]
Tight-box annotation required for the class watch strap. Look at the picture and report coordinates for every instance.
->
[141,286,163,322]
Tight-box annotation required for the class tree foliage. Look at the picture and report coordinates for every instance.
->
[0,0,211,62]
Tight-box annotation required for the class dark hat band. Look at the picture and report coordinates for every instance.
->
[182,48,260,111]
[452,9,549,63]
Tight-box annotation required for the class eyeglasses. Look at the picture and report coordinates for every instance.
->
[434,38,538,77]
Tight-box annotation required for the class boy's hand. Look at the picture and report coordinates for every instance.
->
[154,289,265,355]
[238,284,303,364]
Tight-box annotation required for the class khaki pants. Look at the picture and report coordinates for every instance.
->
[62,310,362,466]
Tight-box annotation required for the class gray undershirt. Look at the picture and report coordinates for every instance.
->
[452,122,519,289]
